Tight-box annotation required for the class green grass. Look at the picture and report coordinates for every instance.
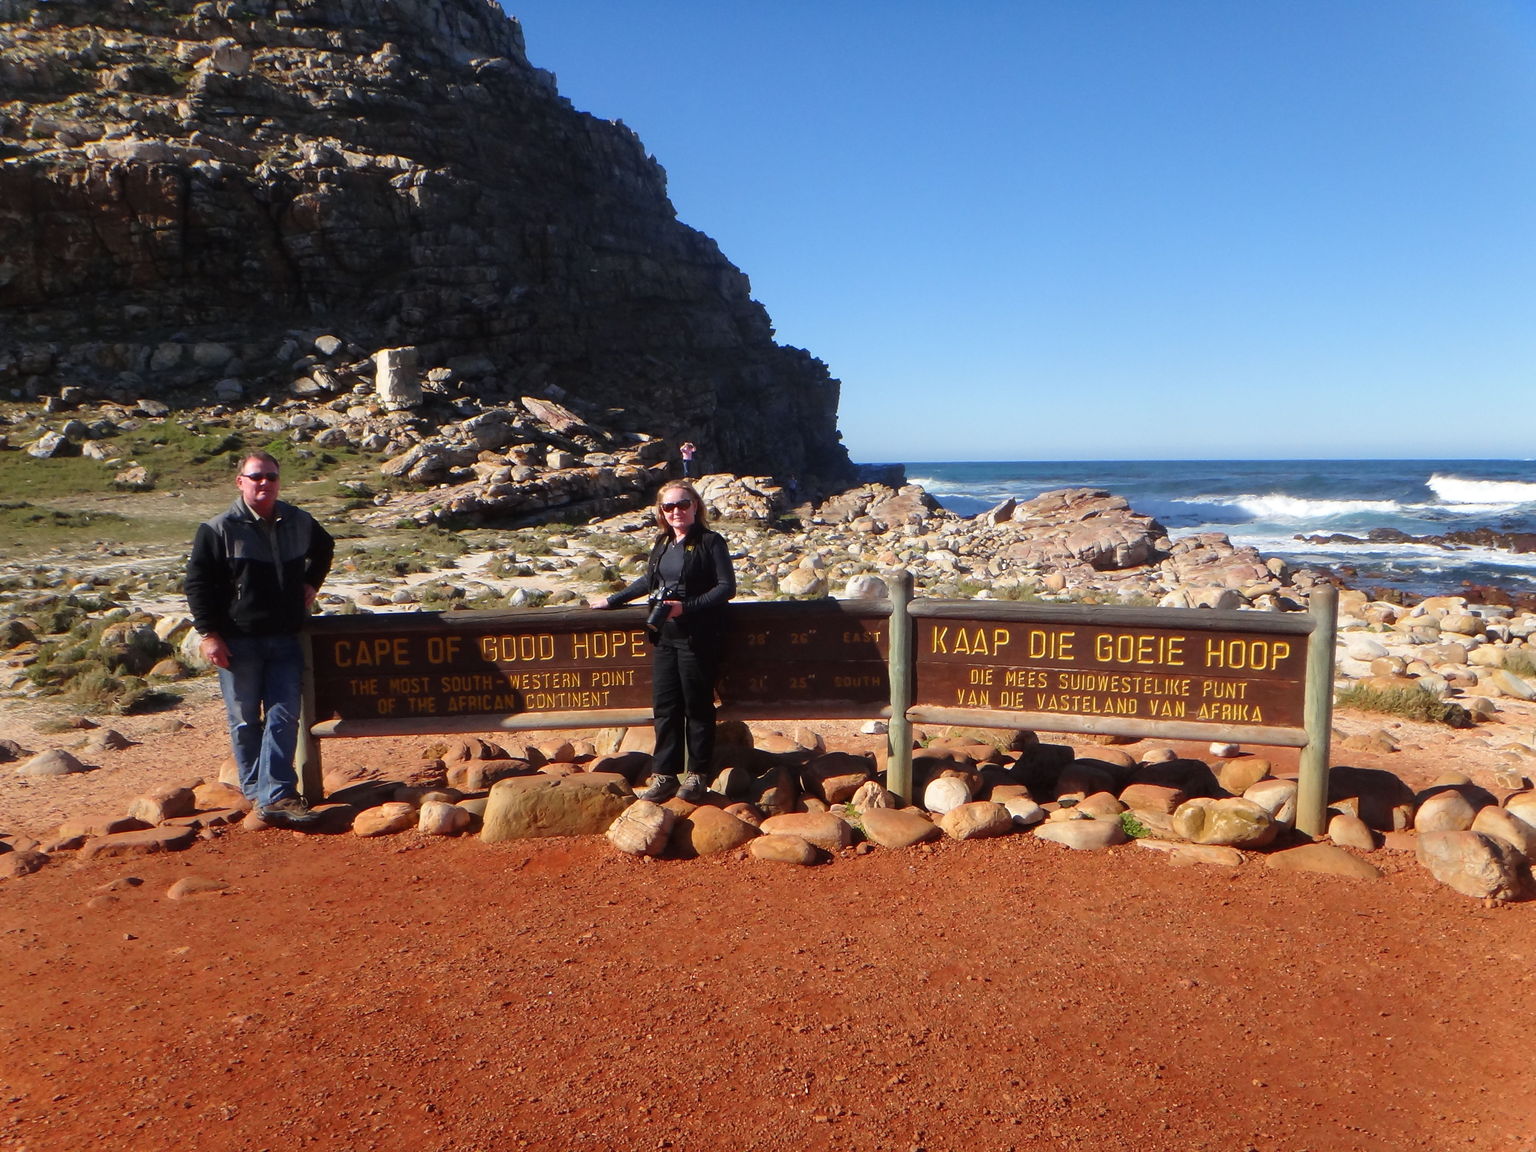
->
[0,415,376,498]
[337,526,470,579]
[24,607,182,711]
[1334,683,1470,726]
[953,577,1046,602]
[0,502,131,533]
[1503,649,1536,680]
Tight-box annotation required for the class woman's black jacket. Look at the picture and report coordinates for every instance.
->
[606,527,735,647]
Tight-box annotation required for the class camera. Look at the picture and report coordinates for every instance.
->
[645,586,682,631]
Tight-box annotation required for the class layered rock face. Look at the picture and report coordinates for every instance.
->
[0,0,852,482]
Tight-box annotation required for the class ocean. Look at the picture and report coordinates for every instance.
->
[901,459,1536,600]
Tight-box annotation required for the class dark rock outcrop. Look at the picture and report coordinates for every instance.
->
[0,0,853,483]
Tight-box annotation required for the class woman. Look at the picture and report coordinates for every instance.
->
[590,482,736,802]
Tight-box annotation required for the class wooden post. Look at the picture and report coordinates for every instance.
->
[296,632,324,804]
[1295,584,1338,837]
[885,569,914,805]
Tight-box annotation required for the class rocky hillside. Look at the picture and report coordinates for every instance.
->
[0,0,853,483]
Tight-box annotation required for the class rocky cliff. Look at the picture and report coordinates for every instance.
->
[0,0,853,483]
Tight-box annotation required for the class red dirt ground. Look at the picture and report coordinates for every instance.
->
[3,699,1536,1152]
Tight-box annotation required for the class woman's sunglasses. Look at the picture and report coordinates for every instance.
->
[659,500,693,512]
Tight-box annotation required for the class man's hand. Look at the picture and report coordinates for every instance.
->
[304,584,320,610]
[200,634,231,669]
[588,596,611,609]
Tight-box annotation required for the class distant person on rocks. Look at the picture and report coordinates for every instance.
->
[679,441,697,477]
[185,451,334,827]
[589,481,735,803]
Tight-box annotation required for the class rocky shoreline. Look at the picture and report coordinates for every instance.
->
[5,371,1536,725]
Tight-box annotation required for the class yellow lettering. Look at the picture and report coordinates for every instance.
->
[334,637,410,668]
[424,635,461,664]
[1027,629,1075,660]
[1203,638,1290,672]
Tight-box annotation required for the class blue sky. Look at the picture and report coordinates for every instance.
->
[497,2,1536,463]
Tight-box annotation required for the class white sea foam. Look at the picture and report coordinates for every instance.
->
[1427,474,1536,506]
[1218,494,1404,521]
[1247,533,1536,572]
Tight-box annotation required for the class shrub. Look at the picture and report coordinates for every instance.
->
[1334,683,1472,727]
[1503,649,1536,680]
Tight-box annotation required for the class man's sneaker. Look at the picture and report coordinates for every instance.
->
[637,774,679,803]
[260,795,319,826]
[677,773,707,803]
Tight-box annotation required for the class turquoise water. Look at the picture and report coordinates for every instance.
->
[898,459,1536,598]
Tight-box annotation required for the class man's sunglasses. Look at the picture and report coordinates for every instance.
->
[659,500,693,511]
[240,471,280,482]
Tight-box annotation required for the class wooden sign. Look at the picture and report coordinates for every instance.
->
[719,599,891,716]
[296,582,1337,834]
[308,608,654,724]
[910,600,1319,741]
[307,599,895,726]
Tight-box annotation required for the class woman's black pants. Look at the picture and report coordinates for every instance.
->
[651,639,718,777]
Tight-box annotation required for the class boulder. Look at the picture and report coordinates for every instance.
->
[1000,796,1046,827]
[749,834,821,865]
[1416,830,1527,901]
[1506,791,1536,832]
[1328,766,1415,832]
[938,801,1014,841]
[849,780,897,815]
[1168,844,1244,869]
[1414,790,1478,834]
[606,801,675,856]
[859,808,941,849]
[1216,757,1271,795]
[759,812,855,853]
[417,800,472,836]
[1470,806,1536,862]
[78,826,198,860]
[1243,778,1298,826]
[1056,759,1118,799]
[353,803,418,837]
[802,751,875,804]
[194,780,250,811]
[1172,797,1277,848]
[1327,814,1378,852]
[127,786,197,825]
[668,805,760,858]
[56,814,152,840]
[921,776,971,815]
[0,850,49,880]
[1034,820,1128,851]
[1119,782,1187,815]
[167,877,230,900]
[16,749,89,777]
[1264,843,1383,880]
[481,773,634,841]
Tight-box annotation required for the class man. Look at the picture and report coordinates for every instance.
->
[185,451,334,826]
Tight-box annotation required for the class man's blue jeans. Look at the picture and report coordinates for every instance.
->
[217,633,304,809]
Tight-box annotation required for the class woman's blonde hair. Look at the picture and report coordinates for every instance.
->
[652,481,708,533]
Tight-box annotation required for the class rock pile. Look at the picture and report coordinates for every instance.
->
[1331,589,1536,740]
[6,723,1534,903]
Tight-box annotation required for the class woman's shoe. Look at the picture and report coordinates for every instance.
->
[638,774,679,802]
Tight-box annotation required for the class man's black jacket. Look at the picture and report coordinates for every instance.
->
[185,498,335,638]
